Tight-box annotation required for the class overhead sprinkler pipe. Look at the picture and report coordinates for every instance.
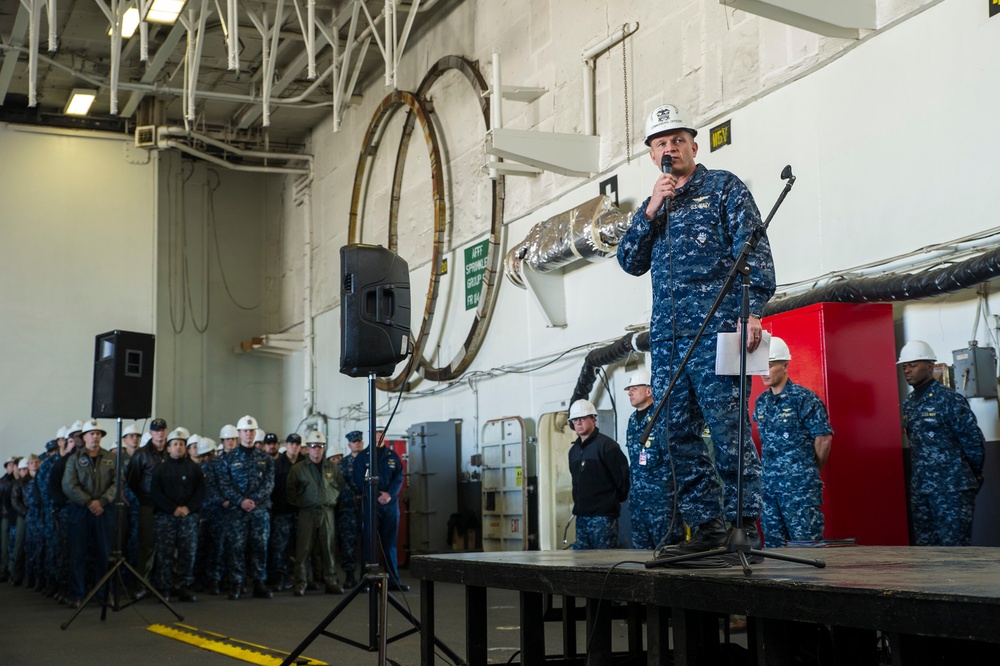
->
[582,22,638,136]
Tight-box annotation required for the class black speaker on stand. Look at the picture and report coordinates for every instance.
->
[340,244,411,378]
[63,330,182,629]
[283,246,462,665]
[91,330,155,419]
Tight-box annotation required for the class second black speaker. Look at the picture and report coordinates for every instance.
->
[340,244,411,377]
[92,330,156,419]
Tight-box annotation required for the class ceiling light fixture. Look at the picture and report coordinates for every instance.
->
[144,0,188,25]
[64,89,98,116]
[109,7,141,38]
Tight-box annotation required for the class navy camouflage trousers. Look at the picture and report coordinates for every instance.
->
[153,512,199,591]
[573,515,619,550]
[225,508,270,585]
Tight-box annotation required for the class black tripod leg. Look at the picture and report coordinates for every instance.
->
[61,559,123,629]
[279,579,373,666]
[754,549,826,568]
[120,559,184,620]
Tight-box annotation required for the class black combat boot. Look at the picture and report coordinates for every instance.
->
[252,580,273,599]
[656,517,728,557]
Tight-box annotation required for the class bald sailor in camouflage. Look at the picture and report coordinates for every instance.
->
[898,340,985,546]
[753,337,833,547]
[617,104,775,558]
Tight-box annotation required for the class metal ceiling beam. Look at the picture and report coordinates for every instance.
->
[0,4,30,104]
[119,21,189,118]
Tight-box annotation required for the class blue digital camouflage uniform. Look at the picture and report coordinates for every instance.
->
[902,380,985,546]
[197,456,227,587]
[626,406,685,549]
[216,446,274,587]
[574,516,619,549]
[24,475,44,586]
[153,513,200,591]
[352,446,404,585]
[617,163,775,530]
[753,380,833,547]
[337,453,361,578]
[35,453,59,588]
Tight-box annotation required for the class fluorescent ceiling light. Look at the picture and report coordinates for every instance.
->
[109,7,141,38]
[144,0,188,25]
[64,89,98,116]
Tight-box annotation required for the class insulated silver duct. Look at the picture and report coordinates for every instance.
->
[504,195,632,288]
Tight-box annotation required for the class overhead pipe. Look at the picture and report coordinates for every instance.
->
[568,245,1000,404]
[158,126,313,166]
[581,22,638,136]
[0,44,334,107]
[46,0,57,52]
[765,243,1000,317]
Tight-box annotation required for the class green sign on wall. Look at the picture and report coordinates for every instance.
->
[464,239,490,310]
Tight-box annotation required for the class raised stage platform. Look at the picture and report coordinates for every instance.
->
[410,546,1000,666]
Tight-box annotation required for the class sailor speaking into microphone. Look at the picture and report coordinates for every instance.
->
[617,104,776,559]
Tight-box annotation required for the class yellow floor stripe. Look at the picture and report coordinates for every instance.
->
[147,623,328,665]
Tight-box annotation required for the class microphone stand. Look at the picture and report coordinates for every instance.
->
[640,166,826,575]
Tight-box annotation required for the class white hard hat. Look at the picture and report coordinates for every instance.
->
[326,446,342,459]
[624,369,652,390]
[305,430,327,445]
[897,340,936,364]
[236,415,259,431]
[769,336,792,362]
[122,422,143,437]
[254,428,265,443]
[569,399,598,420]
[80,419,107,437]
[67,420,84,436]
[644,104,698,146]
[219,424,239,439]
[141,432,152,447]
[18,457,29,470]
[187,434,201,446]
[56,426,69,440]
[196,437,217,455]
[166,427,191,443]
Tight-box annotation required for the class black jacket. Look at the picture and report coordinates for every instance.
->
[126,443,167,504]
[568,428,631,517]
[150,457,205,514]
[271,453,299,514]
[0,473,15,518]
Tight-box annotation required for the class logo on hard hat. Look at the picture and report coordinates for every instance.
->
[656,107,673,122]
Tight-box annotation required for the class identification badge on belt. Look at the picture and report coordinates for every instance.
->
[639,451,648,466]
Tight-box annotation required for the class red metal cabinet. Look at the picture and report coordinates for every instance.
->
[751,302,909,545]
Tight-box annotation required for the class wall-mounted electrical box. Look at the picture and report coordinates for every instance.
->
[952,343,998,399]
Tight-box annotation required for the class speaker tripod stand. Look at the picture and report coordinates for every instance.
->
[281,373,464,666]
[62,418,183,629]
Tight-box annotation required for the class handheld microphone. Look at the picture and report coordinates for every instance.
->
[659,154,674,217]
[661,153,673,176]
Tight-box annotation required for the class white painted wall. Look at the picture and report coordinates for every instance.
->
[0,125,157,460]
[152,152,287,439]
